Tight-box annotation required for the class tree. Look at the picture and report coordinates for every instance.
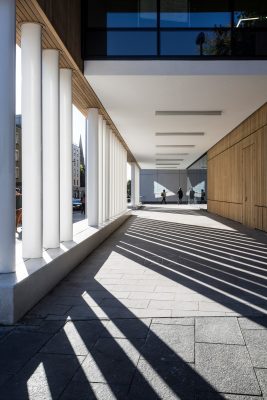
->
[127,180,131,200]
[80,164,85,187]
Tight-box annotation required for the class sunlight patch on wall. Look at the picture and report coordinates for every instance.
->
[154,181,175,198]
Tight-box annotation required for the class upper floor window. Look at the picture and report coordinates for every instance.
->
[160,0,231,28]
[83,0,267,58]
[87,0,157,28]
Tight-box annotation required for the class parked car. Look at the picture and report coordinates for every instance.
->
[72,198,82,211]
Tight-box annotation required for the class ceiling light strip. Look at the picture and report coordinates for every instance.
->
[155,111,222,116]
[156,145,195,148]
[156,153,189,156]
[155,159,184,161]
[155,132,204,136]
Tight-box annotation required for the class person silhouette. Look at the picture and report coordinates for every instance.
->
[161,189,167,204]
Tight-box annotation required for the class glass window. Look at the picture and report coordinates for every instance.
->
[87,0,157,28]
[107,31,157,56]
[160,0,231,28]
[161,29,231,56]
[233,30,267,56]
[234,0,267,28]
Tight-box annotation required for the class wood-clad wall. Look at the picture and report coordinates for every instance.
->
[36,0,83,71]
[208,103,267,232]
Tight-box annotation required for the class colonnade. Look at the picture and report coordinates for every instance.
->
[86,109,128,226]
[21,23,73,259]
[0,1,128,274]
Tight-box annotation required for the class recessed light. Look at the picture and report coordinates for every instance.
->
[155,132,204,136]
[156,153,189,156]
[156,163,180,166]
[156,159,184,161]
[156,145,195,148]
[155,111,222,116]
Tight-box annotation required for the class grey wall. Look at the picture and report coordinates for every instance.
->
[140,169,207,203]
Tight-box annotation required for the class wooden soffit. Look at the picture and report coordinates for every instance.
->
[16,0,136,163]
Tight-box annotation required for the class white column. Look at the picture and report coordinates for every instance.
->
[86,108,99,226]
[0,0,16,273]
[105,128,111,220]
[131,162,140,208]
[109,131,114,218]
[114,136,118,215]
[42,49,60,249]
[123,149,127,211]
[60,69,73,241]
[119,143,122,213]
[21,23,42,258]
[98,115,103,225]
[102,120,106,222]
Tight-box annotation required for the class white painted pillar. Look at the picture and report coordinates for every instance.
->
[42,49,60,249]
[86,108,99,226]
[21,23,42,258]
[60,69,73,241]
[123,149,127,211]
[0,0,16,273]
[98,115,103,225]
[102,120,106,222]
[109,131,114,218]
[131,162,140,208]
[119,143,122,213]
[105,128,111,220]
[114,136,118,215]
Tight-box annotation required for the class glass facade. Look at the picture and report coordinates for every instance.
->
[82,0,267,58]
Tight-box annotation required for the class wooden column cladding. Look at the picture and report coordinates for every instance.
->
[16,0,136,164]
[208,103,267,232]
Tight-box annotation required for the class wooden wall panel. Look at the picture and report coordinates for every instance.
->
[208,103,267,232]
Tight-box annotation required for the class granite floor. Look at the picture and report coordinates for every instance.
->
[1,205,267,399]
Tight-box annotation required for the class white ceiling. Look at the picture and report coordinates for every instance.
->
[84,60,267,169]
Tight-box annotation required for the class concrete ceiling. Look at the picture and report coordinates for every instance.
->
[84,60,267,169]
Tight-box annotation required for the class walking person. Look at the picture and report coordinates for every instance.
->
[16,189,22,233]
[177,187,183,204]
[189,187,195,204]
[161,189,167,204]
[81,193,85,215]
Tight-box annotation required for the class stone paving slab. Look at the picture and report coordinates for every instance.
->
[72,338,144,385]
[152,317,194,325]
[141,323,194,363]
[239,317,267,330]
[101,318,151,339]
[242,330,267,368]
[255,369,267,398]
[128,358,195,400]
[196,317,245,345]
[40,320,107,356]
[0,331,51,374]
[195,343,261,395]
[0,353,84,400]
[60,382,128,400]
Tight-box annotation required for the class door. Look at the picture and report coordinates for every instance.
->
[242,144,255,227]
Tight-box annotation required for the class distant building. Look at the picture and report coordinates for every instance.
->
[15,115,22,187]
[79,135,85,189]
[72,144,80,198]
